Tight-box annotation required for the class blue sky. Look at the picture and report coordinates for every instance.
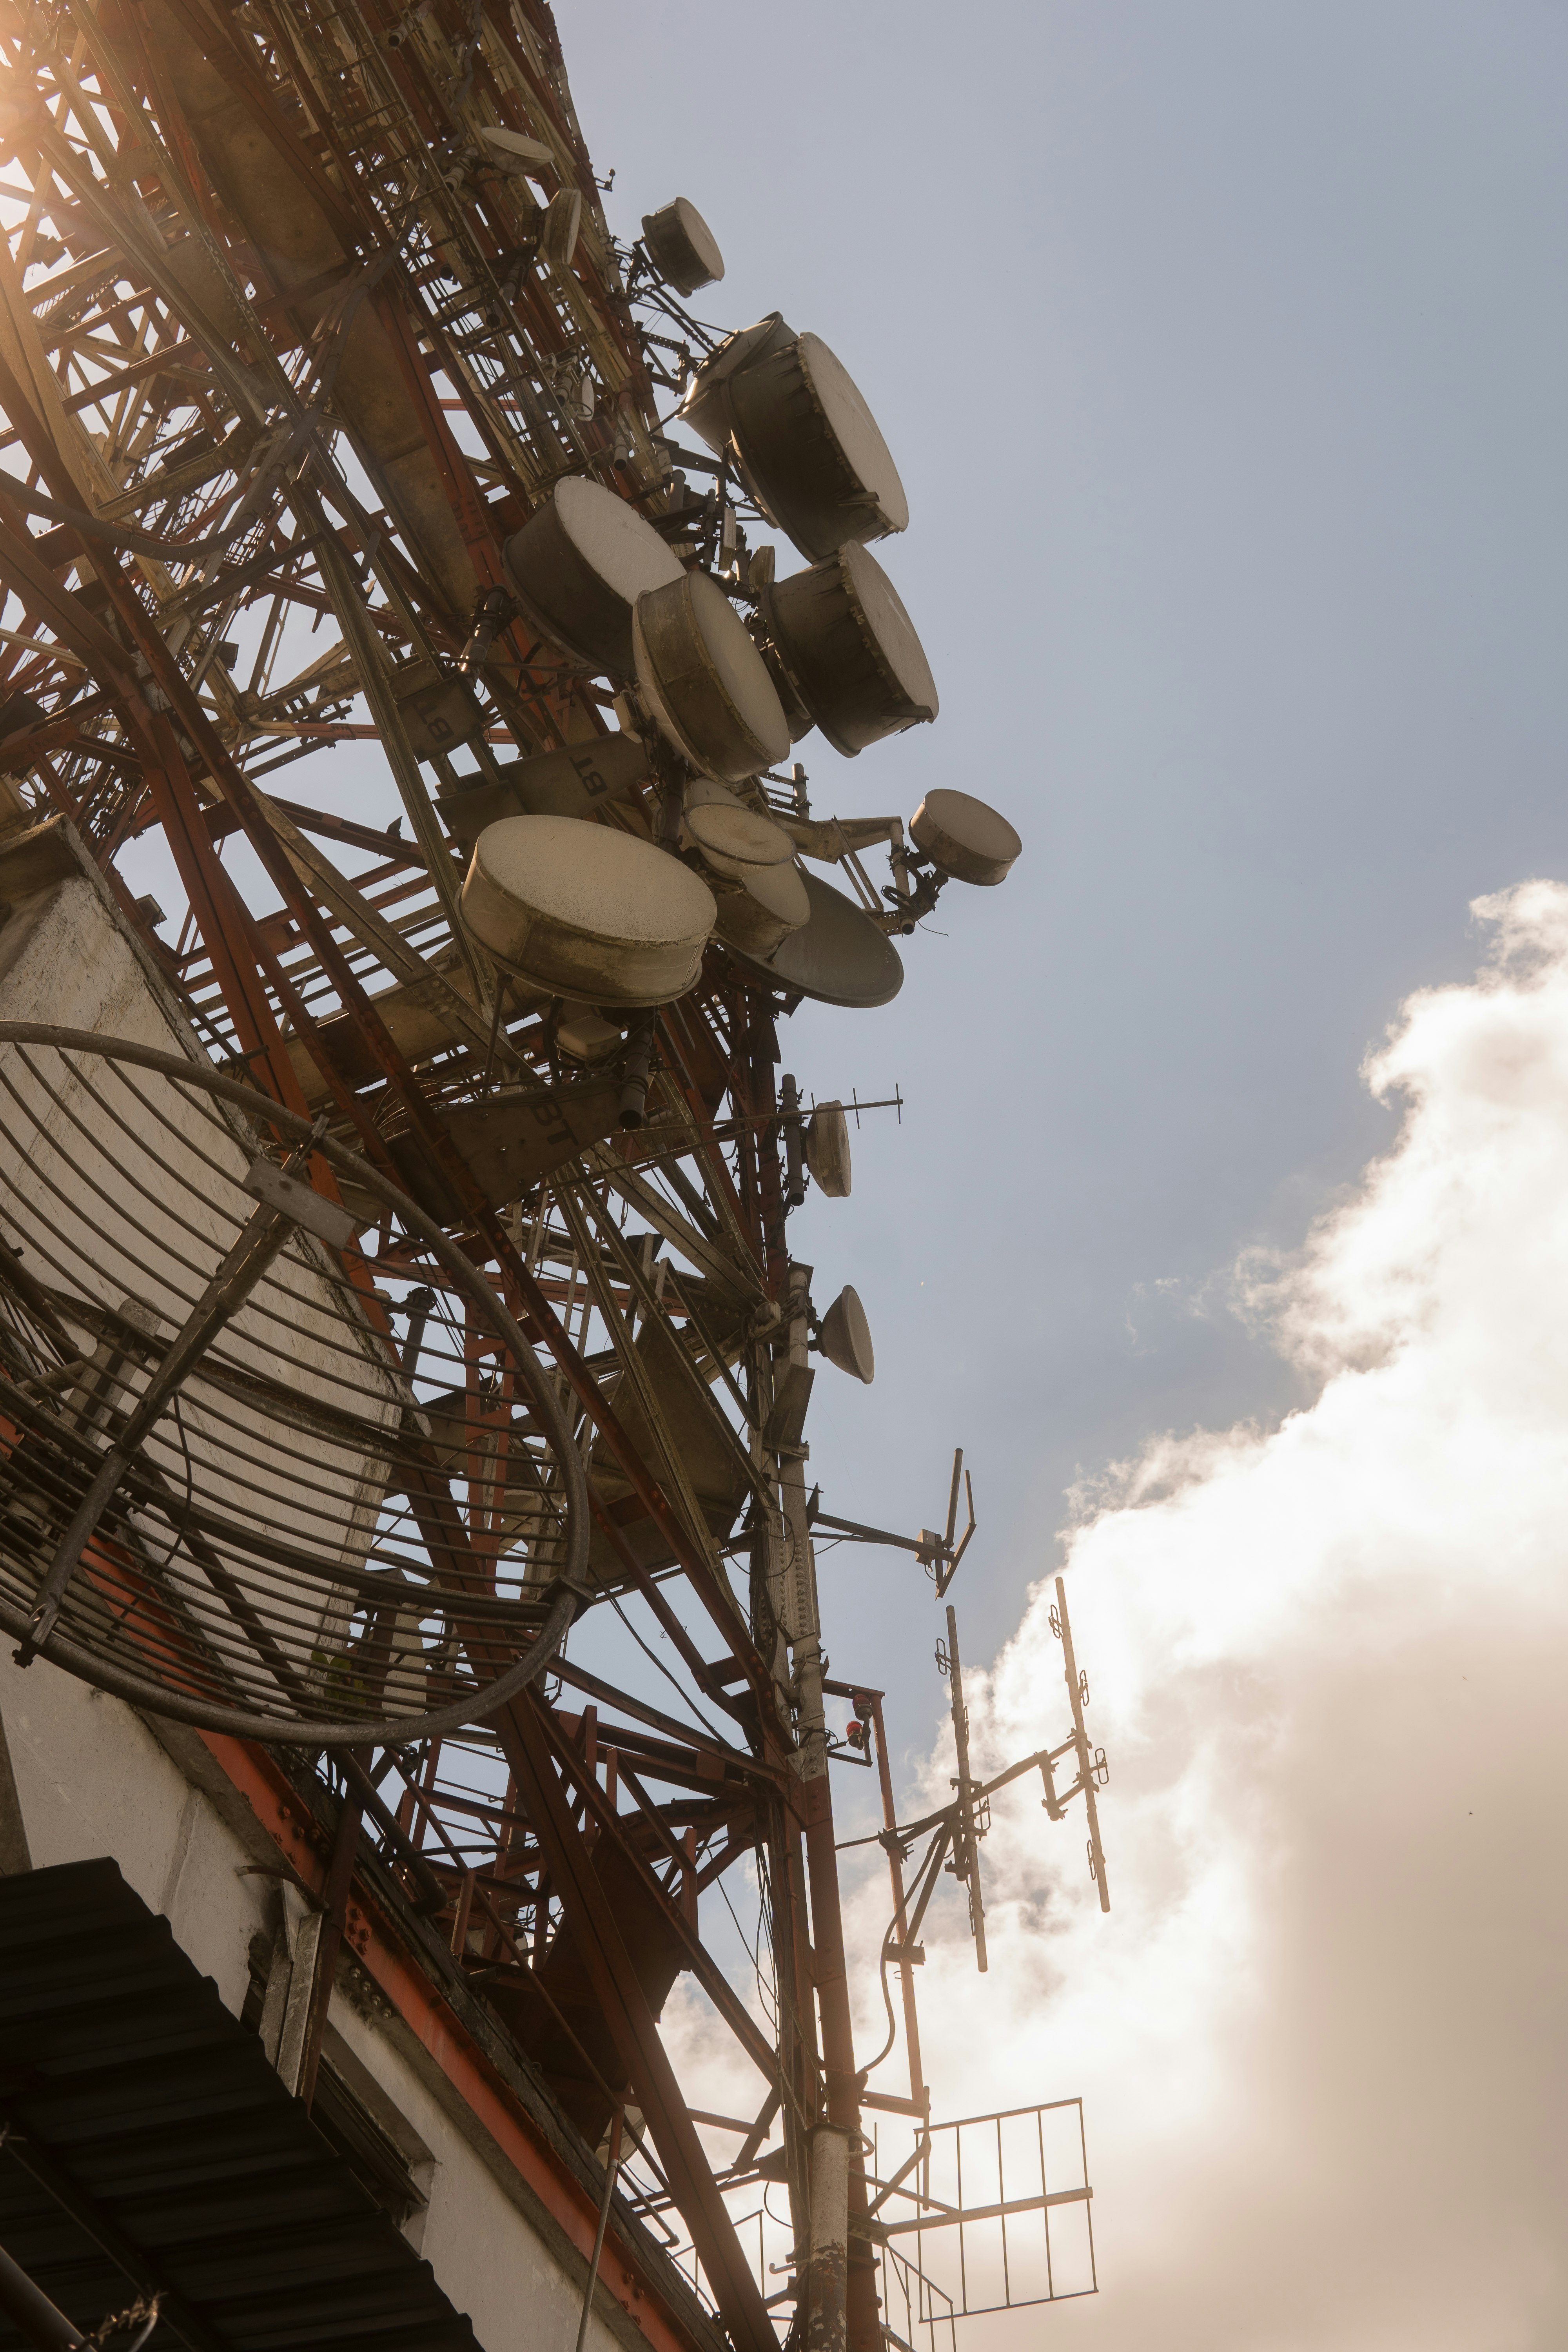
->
[557,0,1568,1757]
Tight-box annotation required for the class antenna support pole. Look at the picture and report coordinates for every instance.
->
[944,1604,988,1973]
[805,2120,854,2352]
[867,1691,927,2111]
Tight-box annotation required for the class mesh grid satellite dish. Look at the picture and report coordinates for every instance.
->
[721,869,903,1008]
[819,1285,874,1383]
[632,570,791,781]
[503,478,684,677]
[462,815,717,1006]
[760,542,938,757]
[911,788,1022,886]
[722,330,910,562]
[0,1027,589,1746]
[641,198,724,295]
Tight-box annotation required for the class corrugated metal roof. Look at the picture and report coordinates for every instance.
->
[0,1858,485,2352]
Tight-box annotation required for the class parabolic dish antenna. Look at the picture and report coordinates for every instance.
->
[806,1102,852,1198]
[911,788,1022,886]
[633,569,791,782]
[713,858,813,959]
[679,312,797,451]
[503,478,684,678]
[479,123,554,176]
[463,814,717,1006]
[0,1027,589,1747]
[641,197,724,295]
[683,795,796,880]
[819,1285,875,1383]
[721,869,903,1008]
[724,330,910,562]
[437,735,649,852]
[761,541,939,757]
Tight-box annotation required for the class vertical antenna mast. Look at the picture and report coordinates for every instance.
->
[942,1603,989,1973]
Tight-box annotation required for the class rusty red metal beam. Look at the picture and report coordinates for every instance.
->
[491,1690,778,2352]
[186,1726,718,2352]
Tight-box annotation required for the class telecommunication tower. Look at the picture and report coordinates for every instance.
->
[0,7,1109,2345]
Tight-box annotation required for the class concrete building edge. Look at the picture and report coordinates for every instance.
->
[141,1710,724,2352]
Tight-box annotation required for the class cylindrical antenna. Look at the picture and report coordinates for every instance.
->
[618,1011,657,1128]
[781,1072,806,1206]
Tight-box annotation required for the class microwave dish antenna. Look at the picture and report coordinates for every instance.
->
[712,856,814,958]
[641,198,725,295]
[679,311,798,448]
[911,789,1024,887]
[632,570,791,780]
[503,479,684,678]
[682,794,796,880]
[722,869,904,1008]
[760,543,939,756]
[479,124,555,178]
[461,816,717,1006]
[806,1102,853,1198]
[818,1285,875,1383]
[437,737,651,849]
[0,1028,588,1747]
[726,330,910,561]
[683,325,908,562]
[541,187,584,271]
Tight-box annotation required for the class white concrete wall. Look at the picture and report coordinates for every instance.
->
[0,1636,270,2014]
[331,1993,625,2352]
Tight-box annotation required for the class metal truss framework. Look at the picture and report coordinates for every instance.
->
[0,5,910,2347]
[0,6,1105,2348]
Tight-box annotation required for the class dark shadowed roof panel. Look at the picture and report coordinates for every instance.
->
[0,1858,483,2352]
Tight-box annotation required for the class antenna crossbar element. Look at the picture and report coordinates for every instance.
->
[806,1445,976,1591]
[933,1448,976,1596]
[1050,1577,1111,1913]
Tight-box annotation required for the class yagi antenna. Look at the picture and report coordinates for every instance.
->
[929,1446,976,1595]
[1045,1576,1111,1915]
[807,1444,975,1591]
[875,1575,1111,1978]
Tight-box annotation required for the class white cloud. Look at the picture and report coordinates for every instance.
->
[846,879,1568,2349]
